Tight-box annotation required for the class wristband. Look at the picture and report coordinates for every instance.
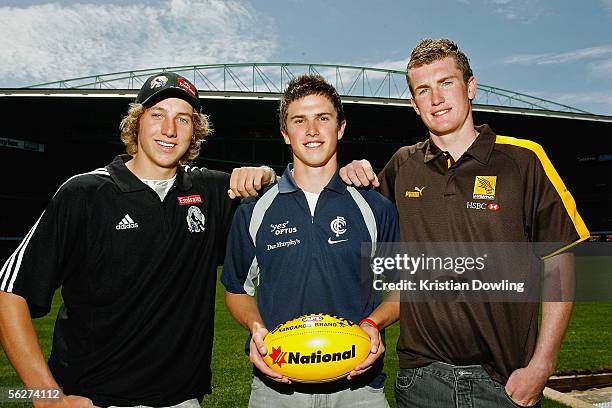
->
[359,318,380,331]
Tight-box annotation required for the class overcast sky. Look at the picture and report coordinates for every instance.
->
[1,0,611,115]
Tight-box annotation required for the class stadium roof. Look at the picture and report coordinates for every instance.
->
[19,63,593,115]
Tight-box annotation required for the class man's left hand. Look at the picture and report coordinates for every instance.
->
[505,364,550,407]
[228,166,275,199]
[347,322,384,379]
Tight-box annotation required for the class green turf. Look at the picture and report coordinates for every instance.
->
[556,302,612,373]
[2,264,609,407]
[554,256,612,373]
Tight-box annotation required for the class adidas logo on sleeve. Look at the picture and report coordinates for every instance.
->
[115,214,139,230]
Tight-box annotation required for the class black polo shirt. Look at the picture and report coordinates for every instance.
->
[0,155,235,407]
[378,125,589,383]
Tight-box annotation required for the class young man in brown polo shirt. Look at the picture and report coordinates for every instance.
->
[340,39,589,407]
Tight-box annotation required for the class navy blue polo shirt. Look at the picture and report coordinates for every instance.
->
[222,165,399,389]
[222,164,398,328]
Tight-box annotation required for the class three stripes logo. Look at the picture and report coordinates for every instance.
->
[115,214,139,230]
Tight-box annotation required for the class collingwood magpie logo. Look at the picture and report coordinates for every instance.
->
[149,75,168,89]
[116,214,138,230]
[328,216,348,245]
[187,206,206,233]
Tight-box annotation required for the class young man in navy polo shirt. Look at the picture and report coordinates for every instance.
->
[340,39,589,408]
[0,72,275,408]
[222,74,400,407]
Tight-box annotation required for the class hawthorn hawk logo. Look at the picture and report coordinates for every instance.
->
[473,176,497,200]
[269,346,287,368]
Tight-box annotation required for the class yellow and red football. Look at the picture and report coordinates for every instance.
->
[263,313,371,383]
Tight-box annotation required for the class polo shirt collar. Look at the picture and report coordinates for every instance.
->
[107,155,192,193]
[278,163,347,194]
[423,139,444,163]
[464,124,496,165]
[422,124,496,165]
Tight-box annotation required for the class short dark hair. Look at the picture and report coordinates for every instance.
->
[279,74,345,132]
[407,38,473,93]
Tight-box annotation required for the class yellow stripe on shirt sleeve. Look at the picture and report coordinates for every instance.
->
[495,135,590,256]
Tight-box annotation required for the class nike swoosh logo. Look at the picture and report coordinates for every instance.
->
[328,238,348,245]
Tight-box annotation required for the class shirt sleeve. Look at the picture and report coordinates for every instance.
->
[216,171,240,266]
[378,199,400,244]
[0,180,86,317]
[373,195,401,284]
[378,148,406,204]
[217,198,240,266]
[221,203,258,295]
[524,144,590,258]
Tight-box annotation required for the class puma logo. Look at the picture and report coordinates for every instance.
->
[405,186,425,198]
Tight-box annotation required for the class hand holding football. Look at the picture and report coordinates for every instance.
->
[262,313,371,383]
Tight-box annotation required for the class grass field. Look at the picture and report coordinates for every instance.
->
[2,263,610,407]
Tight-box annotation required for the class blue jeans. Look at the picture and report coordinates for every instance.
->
[249,376,390,408]
[395,362,542,408]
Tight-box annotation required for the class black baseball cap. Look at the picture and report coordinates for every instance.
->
[136,72,201,112]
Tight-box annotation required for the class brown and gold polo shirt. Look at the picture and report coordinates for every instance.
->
[378,124,589,383]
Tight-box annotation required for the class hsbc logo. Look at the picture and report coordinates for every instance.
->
[487,203,500,211]
[466,201,501,212]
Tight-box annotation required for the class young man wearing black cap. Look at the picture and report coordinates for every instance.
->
[0,72,275,408]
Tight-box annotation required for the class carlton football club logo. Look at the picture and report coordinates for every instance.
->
[473,176,497,200]
[149,75,168,89]
[328,216,348,245]
[186,206,205,233]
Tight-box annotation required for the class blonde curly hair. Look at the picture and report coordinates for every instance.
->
[119,102,211,164]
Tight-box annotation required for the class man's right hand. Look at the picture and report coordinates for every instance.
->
[250,323,291,384]
[228,166,276,199]
[339,160,379,187]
